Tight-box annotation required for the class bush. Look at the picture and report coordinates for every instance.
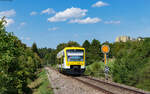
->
[0,18,42,94]
[85,59,115,78]
[112,40,150,91]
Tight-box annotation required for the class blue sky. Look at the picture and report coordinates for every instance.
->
[0,0,150,48]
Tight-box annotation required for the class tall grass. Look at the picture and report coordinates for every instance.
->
[28,69,53,94]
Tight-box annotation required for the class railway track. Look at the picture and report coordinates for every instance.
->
[73,76,114,94]
[72,76,150,94]
[47,67,150,94]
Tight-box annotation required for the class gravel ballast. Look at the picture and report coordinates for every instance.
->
[45,67,104,94]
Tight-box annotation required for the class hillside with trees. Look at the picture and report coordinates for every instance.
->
[112,39,150,91]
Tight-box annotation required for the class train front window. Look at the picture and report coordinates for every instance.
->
[68,56,83,61]
[66,49,84,61]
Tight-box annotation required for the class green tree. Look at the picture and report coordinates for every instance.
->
[31,42,39,55]
[38,48,53,59]
[82,40,90,52]
[88,39,102,65]
[56,41,80,53]
[44,51,56,65]
[82,40,91,65]
[56,43,67,52]
[0,18,41,94]
[67,41,80,47]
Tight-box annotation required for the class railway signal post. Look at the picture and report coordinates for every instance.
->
[101,45,110,80]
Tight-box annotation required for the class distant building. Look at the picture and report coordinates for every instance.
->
[137,37,144,41]
[115,36,144,42]
[115,36,131,42]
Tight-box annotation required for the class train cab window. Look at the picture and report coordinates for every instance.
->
[66,49,84,62]
[67,56,83,61]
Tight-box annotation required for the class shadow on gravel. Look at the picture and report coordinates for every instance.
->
[63,73,88,77]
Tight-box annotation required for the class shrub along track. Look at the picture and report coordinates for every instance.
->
[47,67,150,94]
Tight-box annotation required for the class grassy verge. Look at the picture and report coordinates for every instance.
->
[85,58,115,79]
[28,69,53,94]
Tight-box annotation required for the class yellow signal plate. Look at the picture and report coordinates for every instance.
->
[101,45,110,53]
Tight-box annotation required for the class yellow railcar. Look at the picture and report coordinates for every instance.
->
[57,47,85,75]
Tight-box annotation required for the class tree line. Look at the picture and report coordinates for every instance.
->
[38,39,107,66]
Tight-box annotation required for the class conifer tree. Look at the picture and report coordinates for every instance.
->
[32,42,39,55]
[82,40,91,65]
[82,40,90,52]
[88,39,102,65]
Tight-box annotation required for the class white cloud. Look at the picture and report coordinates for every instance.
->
[48,7,87,22]
[0,9,16,17]
[104,20,120,24]
[92,1,109,7]
[5,18,14,27]
[69,17,101,24]
[30,11,37,16]
[48,27,59,31]
[41,8,55,14]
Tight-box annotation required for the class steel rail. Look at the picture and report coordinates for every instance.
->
[72,77,115,94]
[83,76,150,94]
